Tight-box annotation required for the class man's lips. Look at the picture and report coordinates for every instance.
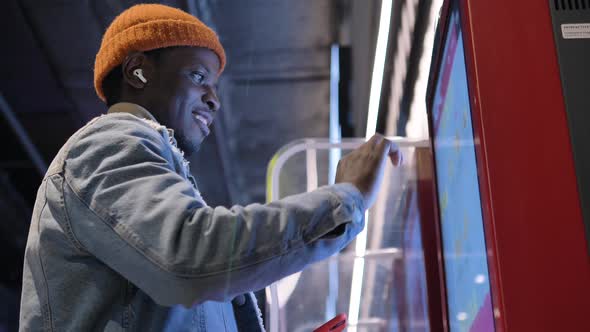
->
[192,109,213,127]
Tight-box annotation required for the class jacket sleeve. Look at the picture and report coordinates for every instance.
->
[63,115,365,307]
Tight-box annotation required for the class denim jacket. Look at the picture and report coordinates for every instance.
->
[19,103,365,331]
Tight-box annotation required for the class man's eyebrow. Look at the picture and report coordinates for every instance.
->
[201,65,211,74]
[186,63,210,73]
[199,63,212,74]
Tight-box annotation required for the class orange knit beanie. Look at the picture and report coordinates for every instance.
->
[94,4,226,102]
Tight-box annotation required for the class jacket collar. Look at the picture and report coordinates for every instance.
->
[107,102,179,145]
[107,102,159,123]
[106,102,201,195]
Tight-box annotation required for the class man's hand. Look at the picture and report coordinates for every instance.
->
[335,134,402,209]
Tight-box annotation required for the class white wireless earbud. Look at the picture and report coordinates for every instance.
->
[133,68,148,83]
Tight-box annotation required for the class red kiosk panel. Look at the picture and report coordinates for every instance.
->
[427,0,590,331]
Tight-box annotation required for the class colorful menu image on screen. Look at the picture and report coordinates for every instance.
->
[432,5,494,332]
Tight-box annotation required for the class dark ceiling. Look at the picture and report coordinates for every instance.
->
[0,0,433,329]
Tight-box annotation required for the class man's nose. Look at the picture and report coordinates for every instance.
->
[203,87,220,112]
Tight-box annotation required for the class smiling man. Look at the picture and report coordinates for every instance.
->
[101,45,221,156]
[19,4,400,332]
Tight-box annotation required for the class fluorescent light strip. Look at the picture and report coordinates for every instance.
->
[329,44,342,185]
[407,0,443,138]
[365,0,393,139]
[347,211,369,331]
[306,149,318,192]
[349,0,393,330]
[327,44,342,321]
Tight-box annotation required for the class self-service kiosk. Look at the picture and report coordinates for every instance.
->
[424,0,590,331]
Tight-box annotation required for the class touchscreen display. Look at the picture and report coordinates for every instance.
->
[431,4,494,331]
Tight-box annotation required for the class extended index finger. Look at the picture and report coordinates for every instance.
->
[377,138,402,166]
[368,134,385,149]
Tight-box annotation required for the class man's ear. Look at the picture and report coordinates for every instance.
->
[122,52,152,89]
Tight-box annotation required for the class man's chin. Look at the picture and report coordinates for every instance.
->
[177,136,203,157]
[185,142,202,157]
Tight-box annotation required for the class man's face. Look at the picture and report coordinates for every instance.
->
[146,47,221,156]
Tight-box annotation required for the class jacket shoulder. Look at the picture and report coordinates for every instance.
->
[79,113,165,141]
[72,113,170,155]
[46,113,170,177]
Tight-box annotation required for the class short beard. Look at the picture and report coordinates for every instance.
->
[176,134,201,157]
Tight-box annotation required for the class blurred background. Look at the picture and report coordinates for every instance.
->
[0,0,442,330]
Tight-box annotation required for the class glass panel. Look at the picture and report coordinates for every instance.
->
[266,138,432,332]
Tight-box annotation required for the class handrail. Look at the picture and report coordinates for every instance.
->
[266,137,429,202]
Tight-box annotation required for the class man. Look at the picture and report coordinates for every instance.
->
[19,4,401,331]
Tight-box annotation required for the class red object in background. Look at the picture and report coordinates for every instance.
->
[425,0,590,331]
[313,313,347,332]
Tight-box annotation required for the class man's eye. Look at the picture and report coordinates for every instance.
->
[191,72,205,84]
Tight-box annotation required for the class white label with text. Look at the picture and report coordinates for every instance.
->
[562,23,590,39]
